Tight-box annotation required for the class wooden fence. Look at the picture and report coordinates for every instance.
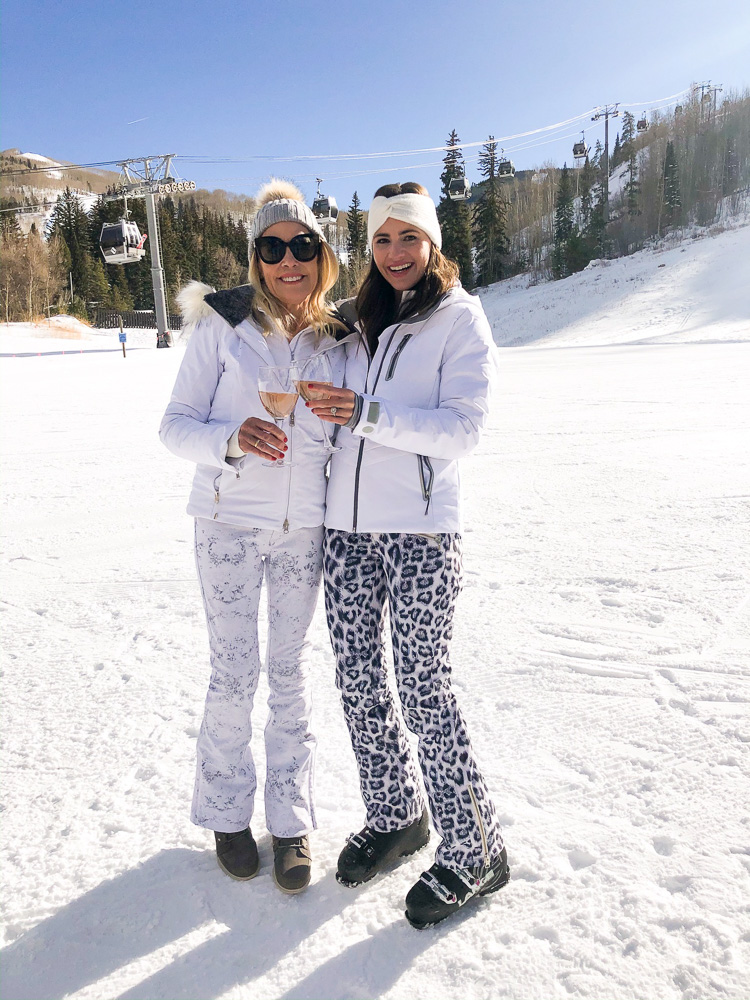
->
[92,308,182,331]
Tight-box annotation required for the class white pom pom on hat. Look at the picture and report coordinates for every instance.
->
[247,177,326,247]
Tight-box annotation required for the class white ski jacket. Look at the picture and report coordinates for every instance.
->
[160,281,345,532]
[326,286,499,534]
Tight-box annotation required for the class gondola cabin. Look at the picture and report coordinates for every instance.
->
[498,159,515,179]
[573,141,589,160]
[100,221,147,265]
[636,117,648,133]
[312,195,339,226]
[448,175,471,200]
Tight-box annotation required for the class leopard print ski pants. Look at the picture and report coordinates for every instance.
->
[324,529,504,869]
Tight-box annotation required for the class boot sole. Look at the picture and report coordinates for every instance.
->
[273,870,311,895]
[217,857,259,881]
[405,866,510,930]
[336,832,430,888]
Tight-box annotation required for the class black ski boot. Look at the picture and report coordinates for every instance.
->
[336,810,430,887]
[405,847,510,929]
[214,828,259,881]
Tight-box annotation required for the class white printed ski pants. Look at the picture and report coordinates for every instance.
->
[192,518,323,836]
[323,529,504,869]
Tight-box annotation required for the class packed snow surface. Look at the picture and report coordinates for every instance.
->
[1,226,749,1000]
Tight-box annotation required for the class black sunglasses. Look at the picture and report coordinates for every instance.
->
[255,233,321,265]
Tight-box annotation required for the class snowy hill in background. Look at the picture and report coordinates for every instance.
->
[479,218,750,348]
[1,219,749,1000]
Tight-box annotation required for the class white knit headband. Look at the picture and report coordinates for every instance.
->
[367,193,442,250]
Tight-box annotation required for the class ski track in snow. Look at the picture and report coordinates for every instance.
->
[1,225,749,1000]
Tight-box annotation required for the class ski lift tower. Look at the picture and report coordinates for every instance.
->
[106,155,195,347]
[591,104,619,226]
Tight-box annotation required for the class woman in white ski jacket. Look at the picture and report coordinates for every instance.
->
[160,180,346,893]
[306,182,509,928]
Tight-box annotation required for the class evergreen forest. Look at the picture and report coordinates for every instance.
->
[1,85,748,324]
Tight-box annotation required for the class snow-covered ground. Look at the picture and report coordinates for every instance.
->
[1,227,749,1000]
[479,218,750,349]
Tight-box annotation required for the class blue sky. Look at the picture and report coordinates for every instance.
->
[2,0,749,210]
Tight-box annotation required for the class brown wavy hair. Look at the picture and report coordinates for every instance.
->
[356,182,459,355]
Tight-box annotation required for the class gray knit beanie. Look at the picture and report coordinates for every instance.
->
[247,179,326,248]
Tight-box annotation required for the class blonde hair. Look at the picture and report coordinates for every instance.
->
[247,178,343,338]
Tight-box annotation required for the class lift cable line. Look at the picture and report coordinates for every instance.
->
[0,158,139,179]
[1,88,692,183]
[177,108,603,164]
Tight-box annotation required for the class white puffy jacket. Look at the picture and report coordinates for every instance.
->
[326,286,499,533]
[160,282,345,532]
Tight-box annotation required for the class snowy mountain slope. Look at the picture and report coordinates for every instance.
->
[1,227,749,1000]
[479,221,750,348]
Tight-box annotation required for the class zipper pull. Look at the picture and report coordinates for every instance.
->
[214,491,220,503]
[289,411,295,426]
[282,518,289,533]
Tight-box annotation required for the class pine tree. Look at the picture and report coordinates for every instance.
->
[346,191,368,274]
[625,148,641,216]
[611,133,622,172]
[472,137,509,286]
[620,111,636,150]
[437,130,474,288]
[578,156,596,228]
[552,164,576,279]
[109,266,134,311]
[48,187,94,301]
[88,258,111,306]
[722,135,740,195]
[662,141,681,223]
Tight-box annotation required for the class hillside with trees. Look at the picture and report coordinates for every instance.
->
[1,84,748,324]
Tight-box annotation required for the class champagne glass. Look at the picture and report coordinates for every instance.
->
[257,365,299,467]
[297,353,341,453]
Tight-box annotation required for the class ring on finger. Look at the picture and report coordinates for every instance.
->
[331,406,338,416]
[255,437,262,449]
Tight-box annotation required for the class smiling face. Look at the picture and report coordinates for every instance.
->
[371,217,432,292]
[257,220,320,313]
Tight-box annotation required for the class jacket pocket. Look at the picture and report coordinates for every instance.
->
[417,455,434,515]
[384,334,412,381]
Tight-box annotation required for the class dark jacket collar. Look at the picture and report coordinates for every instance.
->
[204,284,256,328]
[205,284,357,342]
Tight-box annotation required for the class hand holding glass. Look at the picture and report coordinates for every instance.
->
[257,366,298,467]
[298,354,340,453]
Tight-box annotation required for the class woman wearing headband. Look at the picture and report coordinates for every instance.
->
[160,180,345,894]
[306,182,508,928]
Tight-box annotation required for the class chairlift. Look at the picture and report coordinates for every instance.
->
[448,169,471,201]
[497,158,515,179]
[312,178,339,225]
[636,116,648,133]
[573,132,589,160]
[99,219,147,265]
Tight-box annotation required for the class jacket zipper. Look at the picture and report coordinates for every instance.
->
[282,410,295,532]
[417,455,434,515]
[467,784,490,869]
[384,333,412,380]
[282,338,302,533]
[352,325,401,532]
[212,473,221,519]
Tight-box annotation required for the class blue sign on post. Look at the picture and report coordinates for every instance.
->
[119,332,127,343]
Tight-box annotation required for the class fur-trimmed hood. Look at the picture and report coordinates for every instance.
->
[177,280,357,342]
[176,281,256,331]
